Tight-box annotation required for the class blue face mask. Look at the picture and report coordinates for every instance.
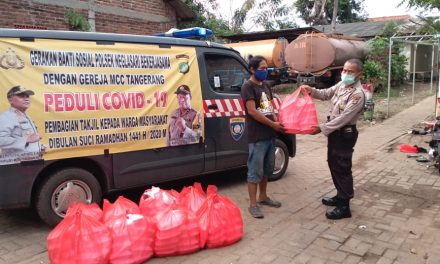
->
[341,73,356,85]
[254,69,268,81]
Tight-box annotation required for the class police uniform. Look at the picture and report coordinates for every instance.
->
[310,80,365,216]
[0,107,40,152]
[167,85,201,146]
[0,86,42,164]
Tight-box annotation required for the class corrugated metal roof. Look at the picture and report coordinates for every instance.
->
[367,15,411,22]
[313,19,410,38]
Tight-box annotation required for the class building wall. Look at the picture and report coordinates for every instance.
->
[0,0,178,35]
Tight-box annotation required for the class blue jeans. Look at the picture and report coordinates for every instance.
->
[247,139,275,183]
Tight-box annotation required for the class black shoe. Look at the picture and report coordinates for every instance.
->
[325,206,352,220]
[322,196,339,206]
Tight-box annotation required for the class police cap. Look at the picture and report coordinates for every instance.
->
[174,85,191,95]
[7,85,35,98]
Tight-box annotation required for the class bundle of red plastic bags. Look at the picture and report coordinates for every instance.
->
[103,196,155,264]
[279,88,319,134]
[179,182,206,214]
[47,182,243,263]
[139,186,200,256]
[198,185,243,248]
[47,203,111,264]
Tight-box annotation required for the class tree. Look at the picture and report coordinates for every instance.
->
[362,32,408,92]
[294,0,367,25]
[400,0,440,9]
[251,0,298,31]
[399,0,440,33]
[415,17,440,33]
[180,0,238,39]
[331,0,339,32]
[231,0,298,31]
[381,21,399,38]
[230,0,255,32]
[181,0,297,38]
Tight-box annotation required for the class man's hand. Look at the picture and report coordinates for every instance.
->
[299,85,313,95]
[272,122,286,133]
[176,117,186,131]
[310,125,321,135]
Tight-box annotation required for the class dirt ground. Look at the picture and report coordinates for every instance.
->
[274,81,437,129]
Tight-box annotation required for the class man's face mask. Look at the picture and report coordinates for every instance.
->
[341,73,356,85]
[254,69,268,81]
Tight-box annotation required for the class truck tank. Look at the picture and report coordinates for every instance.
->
[226,38,288,68]
[285,33,366,74]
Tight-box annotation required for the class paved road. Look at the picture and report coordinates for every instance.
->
[1,96,440,264]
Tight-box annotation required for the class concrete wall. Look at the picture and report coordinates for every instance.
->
[403,44,439,73]
[0,0,178,35]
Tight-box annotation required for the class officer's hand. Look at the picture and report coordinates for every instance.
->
[299,85,312,95]
[310,126,321,135]
[27,133,40,143]
[176,117,186,131]
[272,122,286,133]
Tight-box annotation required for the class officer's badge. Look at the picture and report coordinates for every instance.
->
[230,117,245,141]
[338,102,345,112]
[0,48,24,70]
[351,94,362,105]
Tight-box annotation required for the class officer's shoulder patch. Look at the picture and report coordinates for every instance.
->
[351,94,362,105]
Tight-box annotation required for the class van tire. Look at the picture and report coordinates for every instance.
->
[35,168,102,227]
[269,139,289,181]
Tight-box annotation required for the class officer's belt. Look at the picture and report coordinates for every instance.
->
[338,125,356,133]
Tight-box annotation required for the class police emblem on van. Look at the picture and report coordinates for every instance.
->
[176,54,189,73]
[0,47,24,70]
[230,117,245,141]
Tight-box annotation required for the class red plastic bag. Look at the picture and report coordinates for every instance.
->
[139,187,178,219]
[65,202,103,221]
[153,205,201,257]
[279,88,319,134]
[103,196,140,223]
[179,182,206,213]
[105,213,155,264]
[47,204,111,264]
[400,144,418,153]
[197,185,243,248]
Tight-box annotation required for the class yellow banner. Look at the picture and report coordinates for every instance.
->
[0,38,204,165]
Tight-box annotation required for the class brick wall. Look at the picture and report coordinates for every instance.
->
[0,0,178,35]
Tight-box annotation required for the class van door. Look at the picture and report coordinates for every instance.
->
[198,51,250,171]
[112,143,204,189]
[111,44,205,189]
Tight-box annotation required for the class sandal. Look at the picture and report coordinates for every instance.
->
[248,206,264,218]
[258,197,282,208]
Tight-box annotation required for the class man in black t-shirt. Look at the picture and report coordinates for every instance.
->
[241,56,285,219]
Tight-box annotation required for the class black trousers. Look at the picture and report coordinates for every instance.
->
[327,125,358,201]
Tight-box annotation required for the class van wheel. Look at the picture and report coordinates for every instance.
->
[35,168,102,227]
[269,139,289,181]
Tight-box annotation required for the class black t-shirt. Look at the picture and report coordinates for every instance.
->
[241,80,276,143]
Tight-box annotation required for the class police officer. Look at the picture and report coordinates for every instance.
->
[300,59,366,220]
[0,85,42,163]
[167,85,201,146]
